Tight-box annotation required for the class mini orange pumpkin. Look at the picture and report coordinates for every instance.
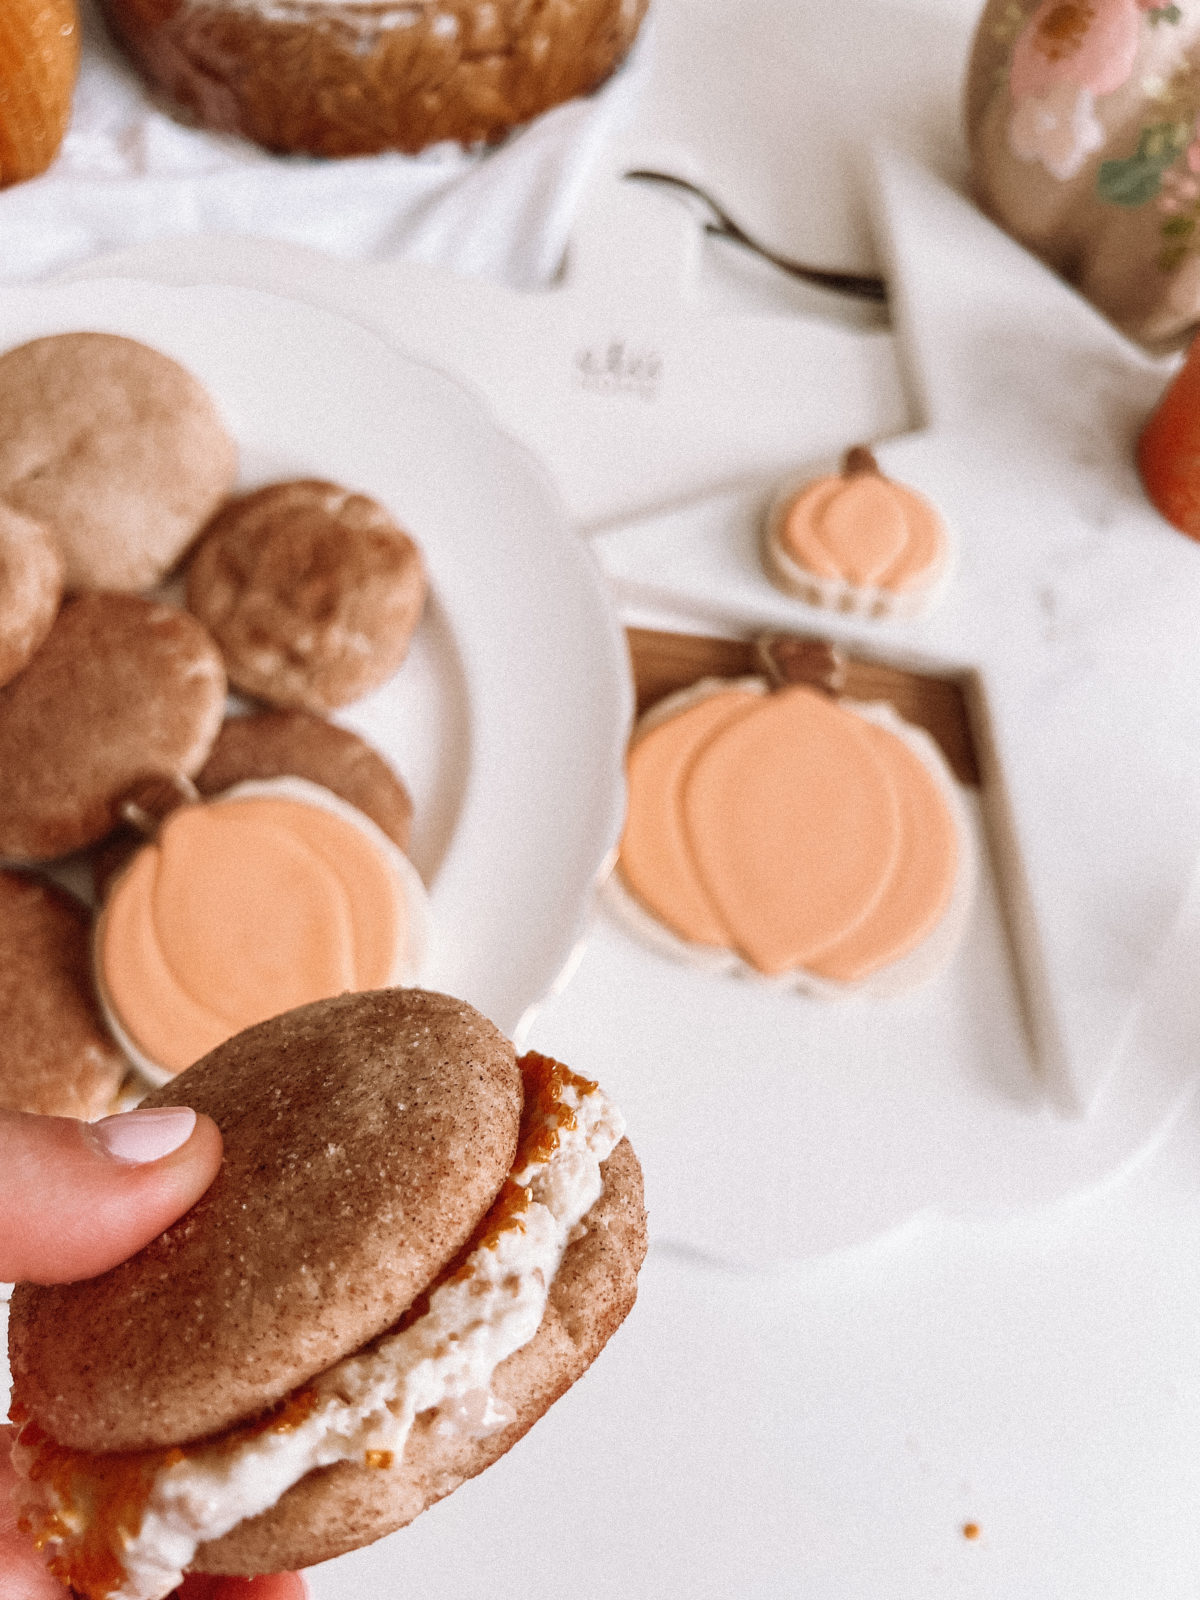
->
[0,0,80,188]
[763,446,950,618]
[1137,331,1200,537]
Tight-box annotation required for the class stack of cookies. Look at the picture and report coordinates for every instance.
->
[0,329,432,1117]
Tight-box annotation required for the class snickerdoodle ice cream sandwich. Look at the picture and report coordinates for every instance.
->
[7,987,647,1597]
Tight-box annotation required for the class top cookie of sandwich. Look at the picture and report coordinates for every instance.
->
[8,988,522,1454]
[186,479,427,713]
[0,332,237,593]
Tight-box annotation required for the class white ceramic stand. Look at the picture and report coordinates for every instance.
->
[58,148,1200,1266]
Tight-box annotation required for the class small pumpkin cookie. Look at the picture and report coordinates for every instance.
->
[0,332,238,592]
[0,0,80,188]
[0,593,226,862]
[0,870,127,1120]
[186,479,427,713]
[764,447,950,619]
[0,503,62,687]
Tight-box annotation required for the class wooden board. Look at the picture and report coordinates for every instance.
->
[625,624,980,786]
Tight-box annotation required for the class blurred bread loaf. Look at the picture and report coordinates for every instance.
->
[0,0,80,186]
[95,0,651,157]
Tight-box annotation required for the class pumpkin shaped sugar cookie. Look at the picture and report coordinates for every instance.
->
[763,448,951,618]
[94,776,431,1084]
[610,678,975,998]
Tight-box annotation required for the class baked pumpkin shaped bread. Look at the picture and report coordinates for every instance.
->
[95,0,651,157]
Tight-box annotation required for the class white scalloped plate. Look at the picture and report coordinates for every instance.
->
[0,277,631,1040]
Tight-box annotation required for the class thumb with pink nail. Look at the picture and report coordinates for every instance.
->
[0,1106,308,1600]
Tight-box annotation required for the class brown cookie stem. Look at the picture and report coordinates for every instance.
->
[755,632,847,697]
[842,445,882,477]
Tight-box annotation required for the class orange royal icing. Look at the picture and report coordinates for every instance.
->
[779,454,946,594]
[619,684,959,983]
[97,794,408,1074]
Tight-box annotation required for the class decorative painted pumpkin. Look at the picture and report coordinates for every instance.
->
[1137,329,1200,531]
[763,446,950,618]
[0,0,79,188]
[966,0,1200,349]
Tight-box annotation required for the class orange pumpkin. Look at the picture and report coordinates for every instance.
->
[0,0,80,188]
[1137,332,1200,538]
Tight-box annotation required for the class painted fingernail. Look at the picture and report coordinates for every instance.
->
[90,1106,198,1165]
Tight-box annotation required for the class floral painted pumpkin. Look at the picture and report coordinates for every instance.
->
[0,0,79,187]
[966,0,1200,348]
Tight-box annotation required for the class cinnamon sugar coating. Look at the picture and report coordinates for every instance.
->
[0,593,226,862]
[195,1137,647,1574]
[0,333,237,593]
[0,870,127,1120]
[186,480,427,714]
[0,504,62,689]
[96,0,650,157]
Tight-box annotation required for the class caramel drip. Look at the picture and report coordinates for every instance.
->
[11,1390,317,1600]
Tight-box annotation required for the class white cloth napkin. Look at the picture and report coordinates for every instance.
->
[0,0,648,290]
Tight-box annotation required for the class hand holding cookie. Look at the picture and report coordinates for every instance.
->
[0,1106,306,1599]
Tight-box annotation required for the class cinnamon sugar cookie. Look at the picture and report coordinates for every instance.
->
[0,503,62,687]
[196,710,413,850]
[0,332,238,592]
[186,479,427,713]
[0,870,127,1120]
[91,712,415,900]
[0,593,226,861]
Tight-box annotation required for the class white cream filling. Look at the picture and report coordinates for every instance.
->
[17,1081,624,1600]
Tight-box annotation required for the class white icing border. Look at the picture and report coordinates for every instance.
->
[604,676,977,1000]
